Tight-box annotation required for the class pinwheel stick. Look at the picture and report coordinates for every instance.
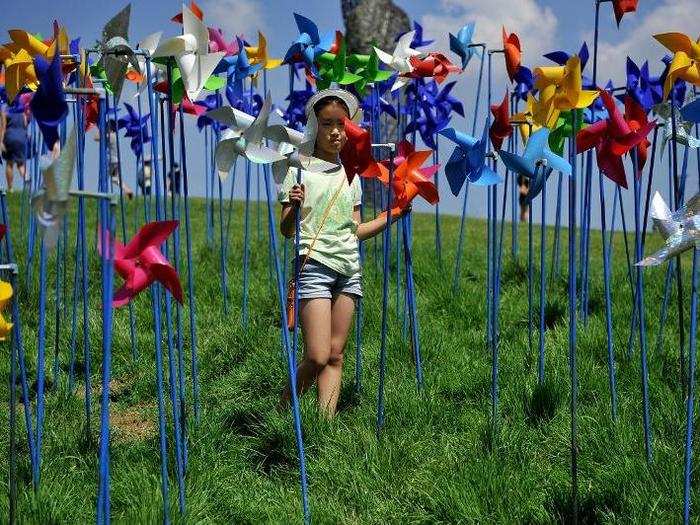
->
[683,247,699,524]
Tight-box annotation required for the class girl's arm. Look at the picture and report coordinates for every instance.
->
[280,184,305,238]
[355,205,411,241]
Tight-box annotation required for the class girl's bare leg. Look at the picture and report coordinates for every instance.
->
[280,298,332,405]
[318,293,355,418]
[5,161,14,191]
[18,162,26,183]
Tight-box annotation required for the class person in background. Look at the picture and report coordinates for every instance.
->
[518,174,530,222]
[0,99,29,192]
[167,162,181,195]
[137,155,153,196]
[95,120,134,199]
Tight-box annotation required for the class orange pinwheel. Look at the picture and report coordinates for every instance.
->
[653,32,700,100]
[502,27,522,82]
[245,31,282,70]
[489,91,512,151]
[381,146,439,213]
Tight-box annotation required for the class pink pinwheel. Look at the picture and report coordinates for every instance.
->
[112,221,184,307]
[208,28,240,56]
[576,89,655,189]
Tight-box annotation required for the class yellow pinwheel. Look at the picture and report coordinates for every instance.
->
[0,280,14,341]
[7,23,71,60]
[1,48,38,102]
[511,93,559,144]
[534,56,599,114]
[654,32,700,100]
[245,31,282,70]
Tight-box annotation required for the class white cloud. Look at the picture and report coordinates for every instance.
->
[594,0,698,86]
[199,0,266,41]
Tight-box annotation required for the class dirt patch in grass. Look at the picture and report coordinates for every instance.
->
[111,403,157,444]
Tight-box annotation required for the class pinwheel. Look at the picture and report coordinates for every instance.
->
[348,50,393,96]
[681,97,700,123]
[193,93,221,131]
[585,81,613,124]
[171,0,203,23]
[124,31,163,85]
[489,91,512,151]
[511,92,559,143]
[283,13,334,75]
[398,21,434,49]
[612,0,638,26]
[154,65,225,105]
[374,30,421,76]
[5,21,71,65]
[548,109,586,156]
[637,191,700,266]
[534,56,599,116]
[438,123,502,196]
[98,4,140,101]
[315,37,362,90]
[618,57,664,113]
[0,279,13,341]
[30,52,67,151]
[358,86,396,129]
[543,42,592,89]
[229,90,264,117]
[653,33,700,100]
[576,89,655,188]
[339,117,388,182]
[32,129,76,249]
[387,146,439,212]
[653,101,700,153]
[208,28,240,56]
[513,65,535,101]
[498,128,572,196]
[276,82,314,131]
[215,39,262,99]
[1,48,37,102]
[425,80,465,119]
[112,220,184,307]
[117,102,150,158]
[206,93,286,179]
[449,22,479,70]
[404,102,451,149]
[660,54,689,107]
[624,96,653,174]
[502,27,522,82]
[391,53,460,92]
[245,31,282,70]
[263,125,338,184]
[152,4,225,101]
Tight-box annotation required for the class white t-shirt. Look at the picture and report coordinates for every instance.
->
[278,165,362,277]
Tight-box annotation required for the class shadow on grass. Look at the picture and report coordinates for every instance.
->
[545,298,566,330]
[549,487,623,524]
[524,380,561,425]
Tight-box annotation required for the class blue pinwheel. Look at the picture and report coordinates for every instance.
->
[397,20,434,49]
[615,58,663,113]
[276,82,315,131]
[585,80,613,124]
[513,66,534,101]
[438,123,502,195]
[543,42,593,88]
[498,127,571,202]
[449,22,480,70]
[283,13,334,75]
[424,80,465,119]
[681,97,700,123]
[117,102,150,159]
[358,90,397,129]
[195,94,222,131]
[215,39,263,101]
[405,103,451,149]
[30,53,68,151]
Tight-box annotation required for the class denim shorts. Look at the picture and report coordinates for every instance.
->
[297,258,362,300]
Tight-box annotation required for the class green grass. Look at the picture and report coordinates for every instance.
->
[0,190,695,523]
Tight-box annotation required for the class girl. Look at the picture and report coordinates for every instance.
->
[0,101,29,191]
[279,89,408,418]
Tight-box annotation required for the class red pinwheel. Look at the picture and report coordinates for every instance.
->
[576,89,655,188]
[489,91,512,151]
[407,53,460,84]
[340,117,388,182]
[179,96,207,117]
[613,0,638,26]
[623,95,652,177]
[112,221,184,307]
[502,27,522,82]
[0,225,7,242]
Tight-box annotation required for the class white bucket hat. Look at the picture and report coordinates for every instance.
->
[303,88,360,144]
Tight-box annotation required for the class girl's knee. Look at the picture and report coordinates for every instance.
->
[306,353,329,372]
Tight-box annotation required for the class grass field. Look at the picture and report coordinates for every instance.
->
[0,188,695,523]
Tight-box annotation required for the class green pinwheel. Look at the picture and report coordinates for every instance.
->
[548,108,586,157]
[154,65,225,104]
[348,49,393,96]
[315,36,362,90]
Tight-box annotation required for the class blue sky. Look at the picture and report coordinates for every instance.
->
[2,0,698,226]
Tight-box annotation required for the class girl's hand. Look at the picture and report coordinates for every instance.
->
[289,184,305,207]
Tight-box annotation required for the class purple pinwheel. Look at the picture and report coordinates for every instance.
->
[615,58,663,113]
[513,66,534,101]
[30,52,68,151]
[423,80,465,119]
[231,90,264,117]
[357,82,397,129]
[276,82,315,131]
[195,94,222,131]
[117,103,150,159]
[396,21,434,49]
[283,13,334,75]
[404,101,451,149]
